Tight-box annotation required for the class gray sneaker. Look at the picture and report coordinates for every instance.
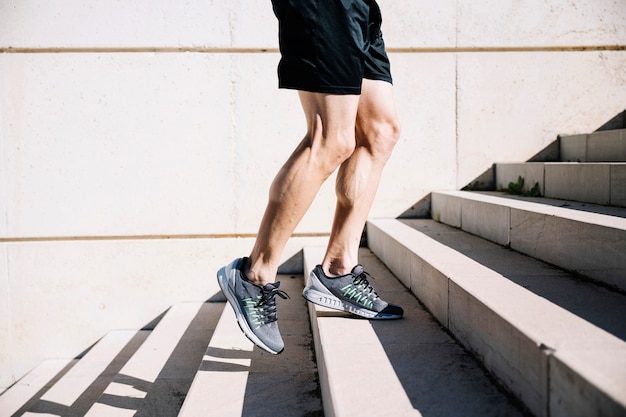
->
[303,264,403,319]
[217,258,289,354]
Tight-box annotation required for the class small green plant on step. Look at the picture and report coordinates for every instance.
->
[504,176,541,197]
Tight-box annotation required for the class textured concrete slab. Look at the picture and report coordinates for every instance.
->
[544,163,611,204]
[587,129,626,162]
[304,245,527,417]
[430,191,461,227]
[511,207,626,290]
[461,197,510,245]
[550,347,626,417]
[178,306,254,417]
[611,164,626,207]
[560,134,587,162]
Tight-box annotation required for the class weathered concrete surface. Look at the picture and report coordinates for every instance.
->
[305,246,527,417]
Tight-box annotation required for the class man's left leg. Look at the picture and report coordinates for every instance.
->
[323,78,401,276]
[302,79,404,320]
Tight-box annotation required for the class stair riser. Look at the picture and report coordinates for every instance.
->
[550,349,626,417]
[561,130,626,162]
[496,163,626,207]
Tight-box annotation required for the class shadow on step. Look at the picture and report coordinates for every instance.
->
[361,250,531,417]
[17,302,223,417]
[197,275,324,417]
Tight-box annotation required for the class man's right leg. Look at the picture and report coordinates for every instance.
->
[218,91,360,354]
[246,92,361,285]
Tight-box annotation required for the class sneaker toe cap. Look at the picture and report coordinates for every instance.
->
[377,303,404,319]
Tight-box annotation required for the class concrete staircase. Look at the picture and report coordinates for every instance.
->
[0,248,528,417]
[2,129,625,417]
[367,128,626,417]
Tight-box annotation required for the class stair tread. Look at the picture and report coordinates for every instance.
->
[439,190,626,225]
[39,330,137,408]
[179,274,323,417]
[178,305,255,417]
[84,303,204,417]
[304,246,527,417]
[0,359,73,417]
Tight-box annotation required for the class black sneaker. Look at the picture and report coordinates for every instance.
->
[303,264,403,319]
[217,258,289,354]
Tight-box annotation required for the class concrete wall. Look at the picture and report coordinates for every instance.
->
[1,0,625,390]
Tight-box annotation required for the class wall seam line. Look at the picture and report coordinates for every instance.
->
[0,45,625,54]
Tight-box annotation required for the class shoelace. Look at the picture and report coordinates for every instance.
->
[352,271,380,301]
[257,285,290,324]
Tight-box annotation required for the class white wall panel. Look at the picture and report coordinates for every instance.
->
[0,244,9,391]
[1,53,234,237]
[374,53,458,217]
[378,0,458,48]
[0,0,279,49]
[456,51,626,188]
[457,0,626,47]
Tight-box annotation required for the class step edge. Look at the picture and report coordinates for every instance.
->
[432,190,626,229]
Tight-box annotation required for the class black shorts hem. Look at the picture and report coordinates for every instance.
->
[278,76,392,95]
[278,83,362,95]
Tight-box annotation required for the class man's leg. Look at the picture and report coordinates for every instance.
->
[300,78,403,320]
[322,79,401,276]
[246,91,361,285]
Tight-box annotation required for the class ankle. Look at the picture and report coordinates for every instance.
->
[244,257,275,286]
[323,259,353,277]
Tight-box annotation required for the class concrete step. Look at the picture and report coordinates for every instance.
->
[179,273,322,417]
[560,128,626,162]
[83,302,229,417]
[38,331,138,409]
[0,359,73,417]
[367,218,626,417]
[495,162,626,207]
[303,246,527,417]
[430,190,626,291]
[3,277,322,417]
[2,302,220,417]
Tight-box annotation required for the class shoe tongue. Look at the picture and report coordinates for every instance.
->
[351,265,364,275]
[263,282,280,291]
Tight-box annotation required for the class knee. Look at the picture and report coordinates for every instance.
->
[332,129,359,162]
[314,128,357,174]
[360,117,401,161]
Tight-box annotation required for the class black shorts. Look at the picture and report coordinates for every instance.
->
[271,0,393,95]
